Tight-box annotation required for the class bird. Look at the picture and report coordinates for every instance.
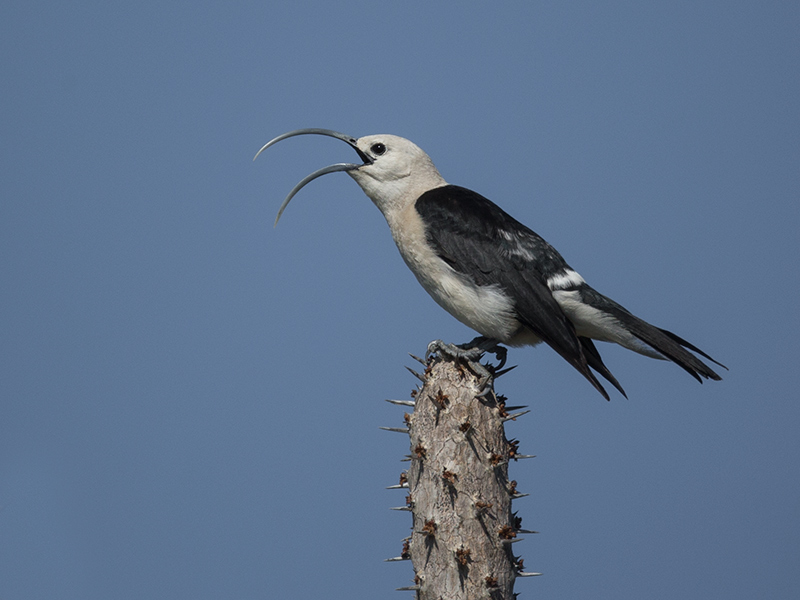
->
[255,128,725,399]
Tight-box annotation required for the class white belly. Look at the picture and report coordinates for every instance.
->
[386,204,521,342]
[411,258,520,341]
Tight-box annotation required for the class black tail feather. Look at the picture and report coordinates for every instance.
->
[580,337,627,399]
[657,328,728,371]
[621,317,723,382]
[517,312,612,400]
[543,336,612,401]
[576,285,724,384]
[558,344,612,401]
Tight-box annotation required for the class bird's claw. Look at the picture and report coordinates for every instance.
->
[491,345,508,371]
[426,339,484,363]
[425,338,506,396]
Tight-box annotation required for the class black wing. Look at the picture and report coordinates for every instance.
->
[416,185,621,399]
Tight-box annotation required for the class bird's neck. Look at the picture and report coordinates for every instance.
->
[349,170,448,222]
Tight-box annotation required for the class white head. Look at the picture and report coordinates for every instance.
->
[346,134,447,216]
[255,129,447,225]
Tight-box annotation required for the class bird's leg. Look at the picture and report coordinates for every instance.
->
[460,336,508,371]
[426,338,507,395]
[426,339,493,393]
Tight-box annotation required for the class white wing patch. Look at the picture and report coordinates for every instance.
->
[499,230,538,262]
[546,269,586,291]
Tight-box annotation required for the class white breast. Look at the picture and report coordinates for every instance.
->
[384,202,521,342]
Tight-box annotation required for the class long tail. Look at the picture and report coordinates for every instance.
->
[647,326,727,381]
[582,288,727,383]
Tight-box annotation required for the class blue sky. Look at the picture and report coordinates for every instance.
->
[1,2,798,598]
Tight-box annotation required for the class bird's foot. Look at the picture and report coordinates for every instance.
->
[426,337,507,395]
[466,337,508,371]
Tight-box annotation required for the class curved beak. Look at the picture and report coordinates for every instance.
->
[254,128,371,227]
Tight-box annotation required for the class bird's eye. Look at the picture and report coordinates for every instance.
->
[371,143,386,156]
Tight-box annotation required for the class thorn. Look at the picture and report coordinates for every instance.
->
[441,469,458,486]
[405,366,426,382]
[489,453,506,467]
[421,519,437,537]
[499,525,517,540]
[400,537,411,559]
[455,546,471,566]
[390,506,412,511]
[505,405,528,411]
[517,572,543,577]
[502,410,531,422]
[400,457,411,462]
[515,454,537,459]
[408,353,427,366]
[386,483,409,489]
[494,365,518,377]
[385,556,410,562]
[431,389,450,409]
[475,384,494,398]
[511,493,530,499]
[517,529,539,534]
[379,426,410,433]
[502,538,524,545]
[386,399,416,407]
[396,585,421,591]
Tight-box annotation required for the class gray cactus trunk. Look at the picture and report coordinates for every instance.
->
[386,348,538,599]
